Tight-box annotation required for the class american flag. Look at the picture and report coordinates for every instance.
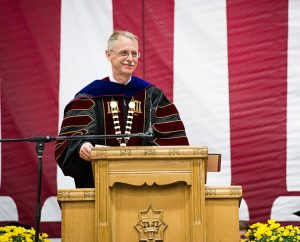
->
[1,0,300,239]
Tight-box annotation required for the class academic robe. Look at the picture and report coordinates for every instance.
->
[55,76,189,188]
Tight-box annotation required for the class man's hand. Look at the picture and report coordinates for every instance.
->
[79,142,93,161]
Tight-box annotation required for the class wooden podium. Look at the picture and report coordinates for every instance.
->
[58,146,242,242]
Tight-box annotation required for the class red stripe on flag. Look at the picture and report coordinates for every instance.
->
[227,0,288,222]
[112,0,175,101]
[0,0,60,236]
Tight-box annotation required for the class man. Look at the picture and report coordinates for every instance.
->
[55,30,189,188]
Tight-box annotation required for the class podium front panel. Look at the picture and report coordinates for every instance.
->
[92,146,208,242]
[58,186,242,242]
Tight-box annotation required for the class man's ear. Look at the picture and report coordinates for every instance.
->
[105,50,111,60]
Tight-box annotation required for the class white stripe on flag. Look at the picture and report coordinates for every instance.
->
[59,0,113,189]
[174,0,231,185]
[287,0,300,191]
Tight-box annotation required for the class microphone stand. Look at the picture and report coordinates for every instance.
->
[0,132,153,242]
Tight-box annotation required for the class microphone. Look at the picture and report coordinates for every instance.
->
[145,93,154,136]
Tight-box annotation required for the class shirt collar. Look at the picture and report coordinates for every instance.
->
[109,76,132,85]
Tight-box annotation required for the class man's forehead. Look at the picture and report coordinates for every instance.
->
[113,36,138,47]
[116,35,138,43]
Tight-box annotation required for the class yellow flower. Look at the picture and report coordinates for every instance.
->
[0,226,49,242]
[268,219,276,224]
[243,220,300,242]
[265,230,272,236]
[25,237,33,242]
[282,229,290,236]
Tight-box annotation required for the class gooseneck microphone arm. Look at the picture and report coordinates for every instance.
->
[145,106,153,136]
[145,91,154,136]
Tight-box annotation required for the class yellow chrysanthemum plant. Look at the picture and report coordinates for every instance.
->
[241,219,300,242]
[0,225,50,242]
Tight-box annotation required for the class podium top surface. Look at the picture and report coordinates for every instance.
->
[91,145,208,160]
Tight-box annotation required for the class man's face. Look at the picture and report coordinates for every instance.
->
[106,36,139,78]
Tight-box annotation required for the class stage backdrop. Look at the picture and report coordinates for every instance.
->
[1,0,300,239]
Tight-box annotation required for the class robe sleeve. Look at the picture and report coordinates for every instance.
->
[54,98,97,187]
[147,87,189,146]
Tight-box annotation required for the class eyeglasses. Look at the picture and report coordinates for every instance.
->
[109,49,141,58]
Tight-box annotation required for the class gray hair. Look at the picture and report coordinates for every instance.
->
[107,30,139,50]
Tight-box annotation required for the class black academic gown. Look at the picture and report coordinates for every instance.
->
[55,76,189,188]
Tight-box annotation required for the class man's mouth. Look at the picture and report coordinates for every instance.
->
[122,62,135,66]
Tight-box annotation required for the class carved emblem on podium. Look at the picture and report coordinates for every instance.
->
[135,205,167,242]
[120,148,131,156]
[144,148,155,156]
[58,191,70,199]
[169,148,179,156]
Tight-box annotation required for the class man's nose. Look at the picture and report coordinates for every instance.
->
[126,53,134,60]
